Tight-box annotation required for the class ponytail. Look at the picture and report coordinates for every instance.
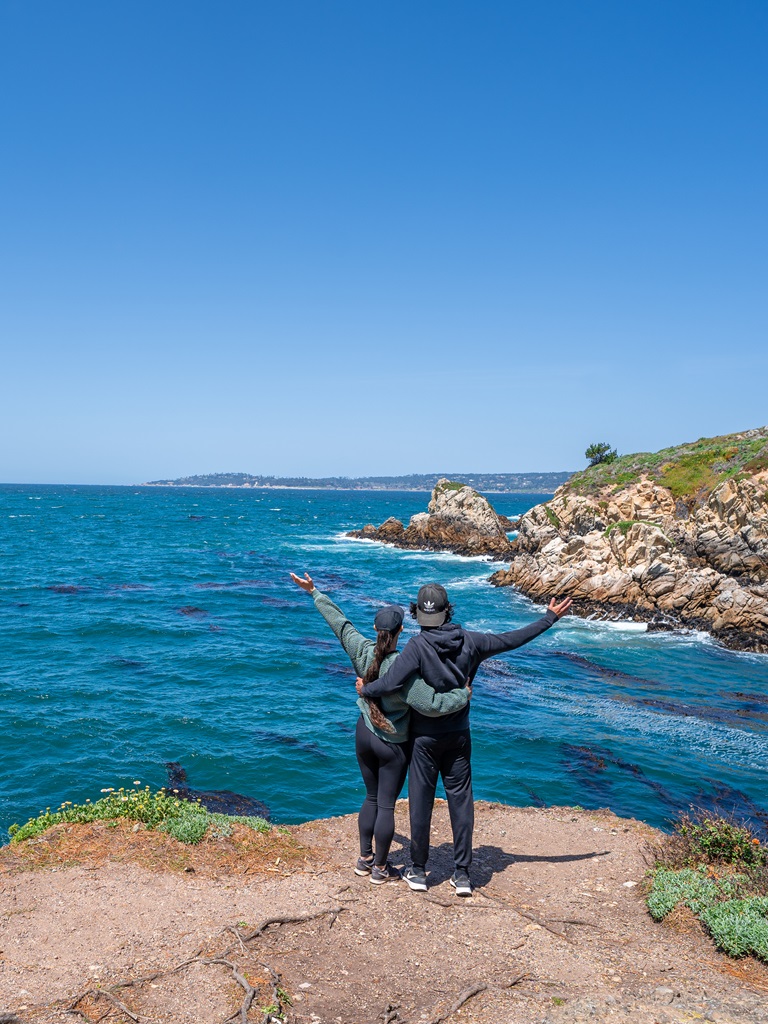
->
[361,629,397,734]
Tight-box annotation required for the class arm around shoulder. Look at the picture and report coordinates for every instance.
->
[360,637,421,697]
[403,676,470,717]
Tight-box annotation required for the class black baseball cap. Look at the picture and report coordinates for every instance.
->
[374,604,404,632]
[416,583,449,626]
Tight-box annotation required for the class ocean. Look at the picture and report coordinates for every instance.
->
[1,484,767,841]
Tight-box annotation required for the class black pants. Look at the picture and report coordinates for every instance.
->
[408,730,473,872]
[355,715,409,865]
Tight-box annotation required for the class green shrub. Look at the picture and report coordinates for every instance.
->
[565,428,768,501]
[585,442,618,467]
[7,786,271,846]
[647,809,768,963]
[701,897,768,960]
[676,812,767,867]
[647,867,747,921]
[544,506,561,528]
[604,520,638,538]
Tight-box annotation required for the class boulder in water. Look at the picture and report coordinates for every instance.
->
[348,479,513,558]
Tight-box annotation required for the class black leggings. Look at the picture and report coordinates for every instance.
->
[355,715,409,865]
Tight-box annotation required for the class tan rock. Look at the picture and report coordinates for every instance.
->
[491,472,768,652]
[347,480,513,559]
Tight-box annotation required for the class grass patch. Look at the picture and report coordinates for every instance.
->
[604,520,640,538]
[647,809,768,962]
[8,786,271,846]
[565,427,768,503]
[436,480,466,492]
[544,506,561,528]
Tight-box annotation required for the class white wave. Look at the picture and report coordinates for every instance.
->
[331,533,503,565]
[648,628,716,648]
[595,621,647,633]
[330,534,394,548]
[400,551,498,565]
[439,575,496,591]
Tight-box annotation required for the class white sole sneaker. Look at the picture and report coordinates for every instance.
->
[450,876,472,897]
[404,870,428,892]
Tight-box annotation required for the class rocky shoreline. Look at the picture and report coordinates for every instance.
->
[490,457,768,654]
[350,430,768,653]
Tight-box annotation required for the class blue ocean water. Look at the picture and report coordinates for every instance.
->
[1,484,767,841]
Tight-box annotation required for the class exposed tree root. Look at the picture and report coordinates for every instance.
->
[61,905,345,1024]
[67,988,142,1022]
[421,973,529,1024]
[475,886,596,941]
[415,894,497,910]
[235,907,345,946]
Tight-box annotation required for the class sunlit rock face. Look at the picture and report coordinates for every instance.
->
[348,479,514,559]
[491,468,768,652]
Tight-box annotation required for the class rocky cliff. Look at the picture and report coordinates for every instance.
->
[491,427,768,652]
[348,478,514,558]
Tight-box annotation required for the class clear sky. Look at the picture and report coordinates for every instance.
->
[1,1,766,483]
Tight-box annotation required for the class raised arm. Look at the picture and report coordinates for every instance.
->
[402,676,470,717]
[468,597,572,661]
[289,572,375,677]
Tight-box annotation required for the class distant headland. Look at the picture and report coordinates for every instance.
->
[140,471,573,493]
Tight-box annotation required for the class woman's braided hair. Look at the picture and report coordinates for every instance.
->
[361,628,398,733]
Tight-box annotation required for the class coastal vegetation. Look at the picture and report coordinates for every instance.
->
[585,441,618,466]
[8,784,272,846]
[544,505,561,528]
[566,427,768,502]
[647,810,768,962]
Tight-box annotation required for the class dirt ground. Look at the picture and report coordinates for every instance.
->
[2,801,768,1024]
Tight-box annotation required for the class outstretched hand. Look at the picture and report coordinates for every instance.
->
[289,571,315,593]
[548,596,573,619]
[355,677,365,695]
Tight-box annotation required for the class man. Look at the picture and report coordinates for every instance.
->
[358,583,571,895]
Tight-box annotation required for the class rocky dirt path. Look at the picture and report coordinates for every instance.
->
[1,802,767,1023]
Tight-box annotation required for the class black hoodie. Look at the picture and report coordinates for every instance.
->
[360,609,558,735]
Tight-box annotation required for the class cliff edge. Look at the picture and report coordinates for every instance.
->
[491,427,768,651]
[2,802,767,1023]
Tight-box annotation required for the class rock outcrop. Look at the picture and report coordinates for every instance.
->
[348,478,513,558]
[165,762,270,819]
[491,429,768,652]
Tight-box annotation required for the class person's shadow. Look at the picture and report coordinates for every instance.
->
[389,834,611,887]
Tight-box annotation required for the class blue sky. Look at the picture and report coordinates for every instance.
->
[1,1,766,483]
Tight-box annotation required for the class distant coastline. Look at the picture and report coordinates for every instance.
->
[140,471,573,494]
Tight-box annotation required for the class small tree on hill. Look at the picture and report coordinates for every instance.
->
[585,442,618,467]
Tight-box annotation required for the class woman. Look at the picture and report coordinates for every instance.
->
[290,571,470,884]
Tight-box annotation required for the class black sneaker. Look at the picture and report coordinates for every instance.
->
[370,862,402,885]
[450,870,472,897]
[354,856,374,876]
[403,866,428,891]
